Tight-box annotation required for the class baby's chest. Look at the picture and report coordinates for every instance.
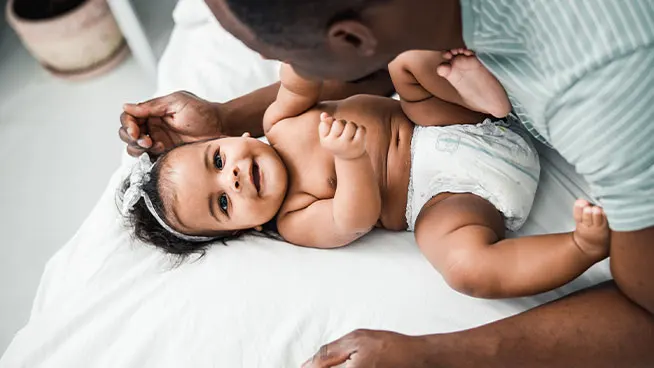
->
[271,118,339,199]
[282,146,338,199]
[287,153,337,200]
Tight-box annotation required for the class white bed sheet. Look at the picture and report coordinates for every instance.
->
[0,1,612,367]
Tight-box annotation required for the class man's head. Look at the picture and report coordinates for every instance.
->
[205,0,463,81]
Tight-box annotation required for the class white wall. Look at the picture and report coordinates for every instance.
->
[0,0,177,354]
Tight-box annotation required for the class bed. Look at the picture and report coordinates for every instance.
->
[0,0,612,367]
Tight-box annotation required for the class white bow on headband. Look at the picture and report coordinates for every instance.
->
[122,153,216,243]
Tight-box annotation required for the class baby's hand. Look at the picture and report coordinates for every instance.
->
[319,112,367,160]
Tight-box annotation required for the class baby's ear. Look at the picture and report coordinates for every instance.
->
[254,225,263,232]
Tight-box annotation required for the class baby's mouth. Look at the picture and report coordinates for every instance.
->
[252,160,261,194]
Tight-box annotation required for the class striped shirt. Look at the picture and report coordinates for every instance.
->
[460,0,654,231]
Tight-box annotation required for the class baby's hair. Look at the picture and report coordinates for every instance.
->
[117,147,280,261]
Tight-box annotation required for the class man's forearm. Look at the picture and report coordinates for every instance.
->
[423,281,654,368]
[218,70,395,137]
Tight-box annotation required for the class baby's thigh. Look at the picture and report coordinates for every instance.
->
[413,194,506,296]
[414,194,503,266]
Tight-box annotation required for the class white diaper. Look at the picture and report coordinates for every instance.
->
[406,118,540,232]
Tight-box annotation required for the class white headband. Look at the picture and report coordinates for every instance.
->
[121,153,216,243]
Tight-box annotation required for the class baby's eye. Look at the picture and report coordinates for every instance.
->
[219,194,229,213]
[214,150,224,170]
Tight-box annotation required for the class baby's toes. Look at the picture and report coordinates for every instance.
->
[442,51,454,61]
[573,199,588,224]
[591,206,607,227]
[436,63,453,78]
[582,206,594,226]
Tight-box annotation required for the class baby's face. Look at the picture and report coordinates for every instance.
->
[162,136,288,235]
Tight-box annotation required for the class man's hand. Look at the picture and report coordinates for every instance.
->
[119,91,222,156]
[302,329,431,368]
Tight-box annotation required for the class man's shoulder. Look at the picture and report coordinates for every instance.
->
[467,0,654,51]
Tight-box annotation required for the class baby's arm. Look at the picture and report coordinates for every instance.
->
[389,50,510,127]
[416,194,610,298]
[263,64,324,133]
[277,114,381,248]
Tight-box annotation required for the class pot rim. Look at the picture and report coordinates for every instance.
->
[6,0,104,27]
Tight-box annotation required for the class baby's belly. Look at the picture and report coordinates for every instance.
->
[378,119,413,231]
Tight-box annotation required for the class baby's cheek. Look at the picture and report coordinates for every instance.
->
[243,201,270,225]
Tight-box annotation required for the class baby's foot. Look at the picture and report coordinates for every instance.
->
[572,199,610,261]
[436,49,512,118]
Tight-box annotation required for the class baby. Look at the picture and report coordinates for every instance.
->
[120,50,609,298]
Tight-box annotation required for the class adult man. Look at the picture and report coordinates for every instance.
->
[120,0,654,366]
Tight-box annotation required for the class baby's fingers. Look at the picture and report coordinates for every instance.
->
[319,112,335,138]
[320,112,334,123]
[319,120,331,139]
[353,125,367,142]
[341,121,358,140]
[328,119,346,138]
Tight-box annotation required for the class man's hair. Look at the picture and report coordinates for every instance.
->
[224,0,389,49]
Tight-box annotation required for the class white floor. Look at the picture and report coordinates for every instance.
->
[0,0,176,353]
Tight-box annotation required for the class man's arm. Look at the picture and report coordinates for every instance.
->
[119,69,394,156]
[612,228,654,314]
[424,279,654,368]
[304,279,654,368]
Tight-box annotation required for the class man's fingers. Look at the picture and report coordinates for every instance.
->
[120,112,144,140]
[151,142,166,155]
[302,340,352,368]
[126,144,146,157]
[123,95,172,118]
[136,135,153,149]
[119,126,154,148]
[118,127,133,144]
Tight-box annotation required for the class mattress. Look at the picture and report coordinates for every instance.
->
[0,0,612,367]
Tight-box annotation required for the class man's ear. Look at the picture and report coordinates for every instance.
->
[326,20,378,57]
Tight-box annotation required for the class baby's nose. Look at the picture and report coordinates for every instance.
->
[230,167,241,192]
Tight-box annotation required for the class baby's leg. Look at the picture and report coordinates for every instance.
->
[389,50,488,127]
[415,194,610,299]
[437,49,512,118]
